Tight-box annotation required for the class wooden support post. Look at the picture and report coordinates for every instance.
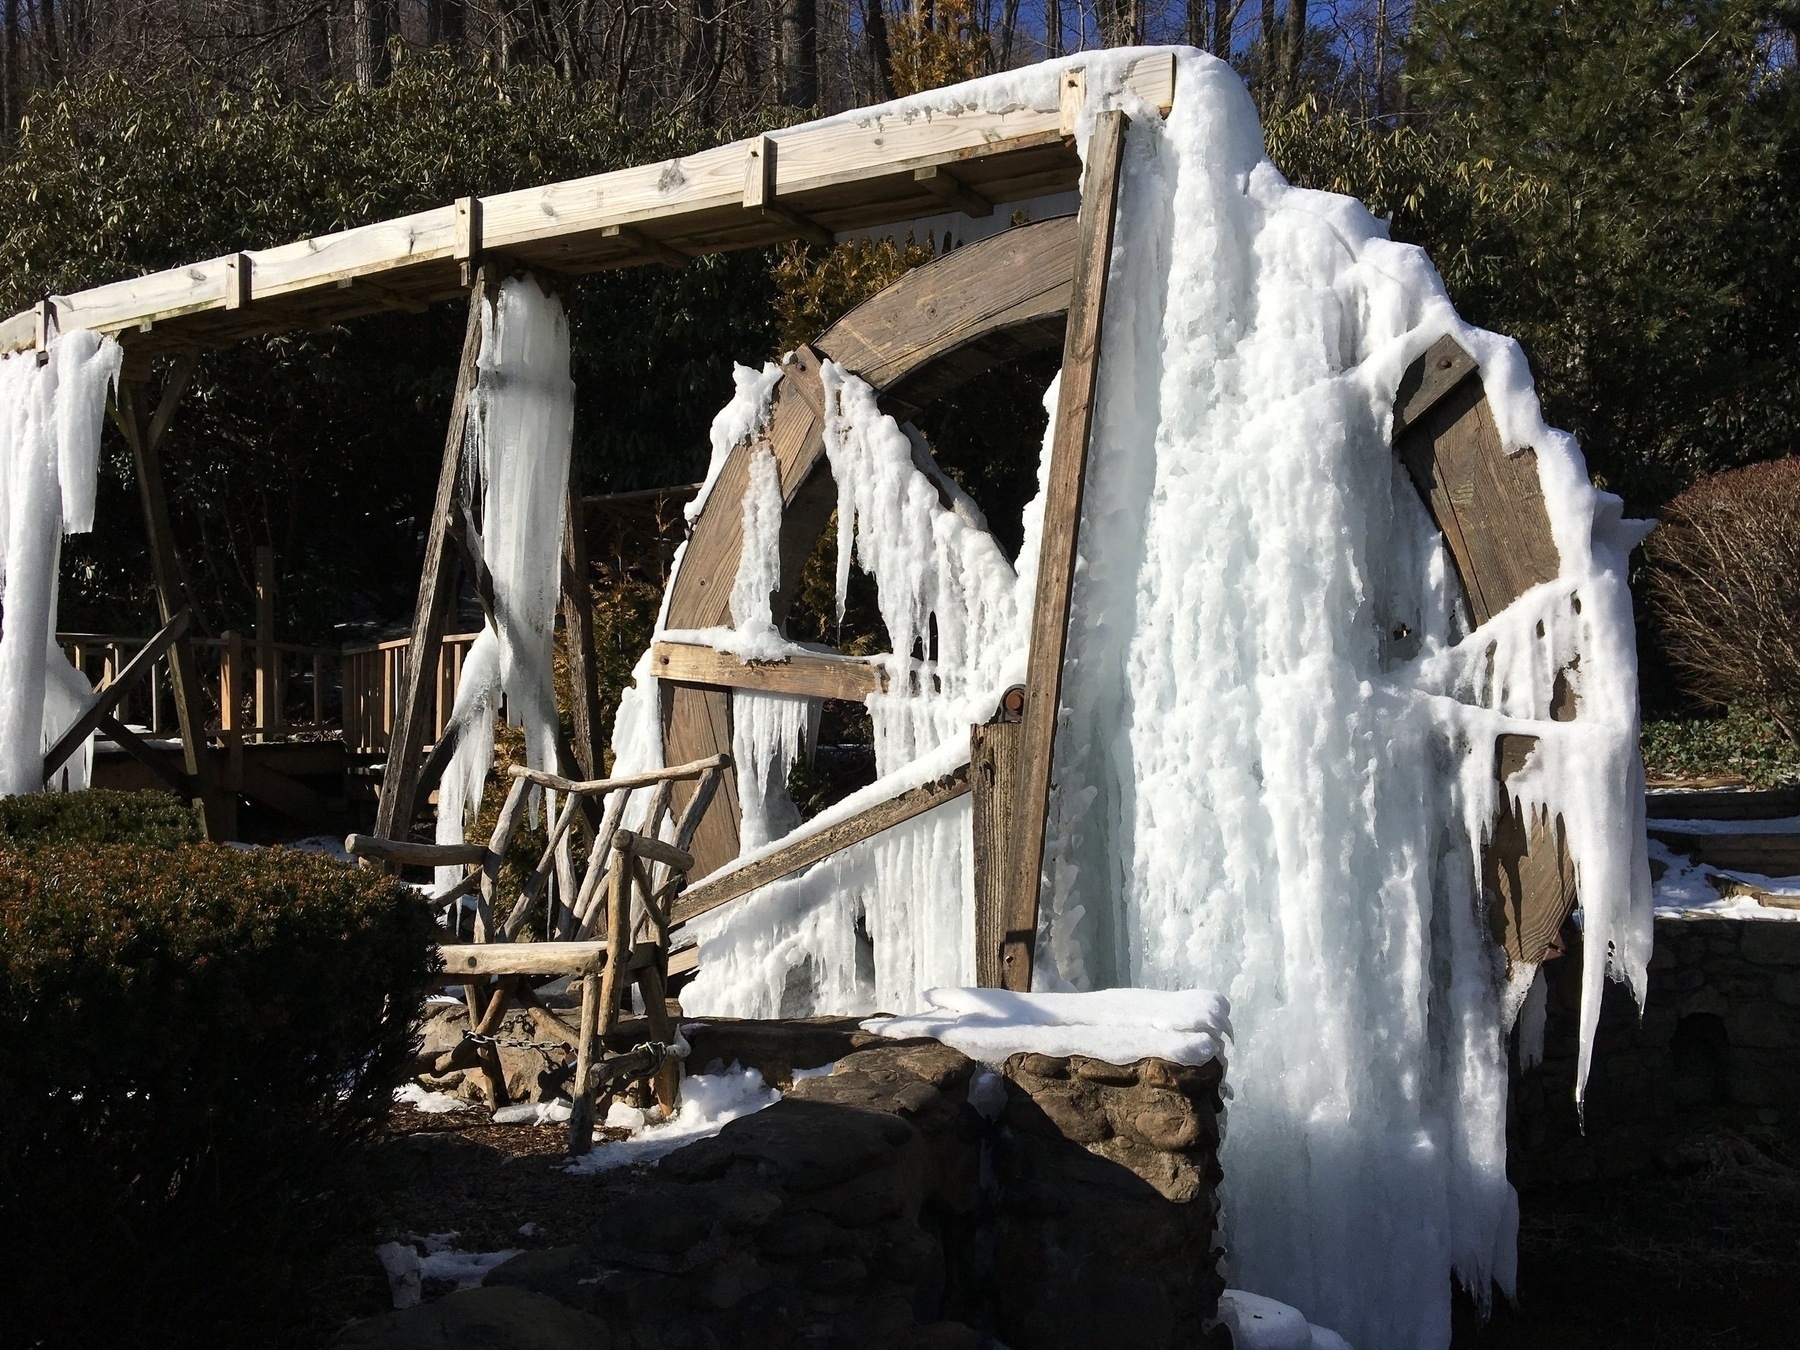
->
[374,267,490,846]
[254,545,277,741]
[562,471,603,780]
[743,135,835,247]
[567,969,602,1155]
[223,629,245,793]
[999,109,1128,993]
[971,711,1023,988]
[115,360,234,839]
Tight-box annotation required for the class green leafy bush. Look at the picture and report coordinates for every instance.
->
[0,788,201,849]
[0,843,439,1347]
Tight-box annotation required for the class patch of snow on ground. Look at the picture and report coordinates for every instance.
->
[493,1099,572,1125]
[563,1064,779,1173]
[394,1083,470,1114]
[1650,839,1800,921]
[1216,1290,1353,1350]
[866,986,1232,1068]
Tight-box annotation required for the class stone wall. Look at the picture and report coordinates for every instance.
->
[343,1022,1226,1350]
[1512,916,1800,1185]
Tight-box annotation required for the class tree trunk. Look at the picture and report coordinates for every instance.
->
[353,0,391,90]
[864,0,893,98]
[1045,0,1060,58]
[1280,0,1306,109]
[1211,0,1239,58]
[427,0,467,46]
[2,0,19,141]
[778,0,816,107]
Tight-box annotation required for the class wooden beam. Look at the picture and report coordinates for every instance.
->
[671,764,971,927]
[651,639,887,701]
[7,52,1177,354]
[599,224,690,270]
[42,606,190,782]
[999,109,1129,993]
[438,940,608,979]
[94,714,193,795]
[614,827,695,874]
[373,267,490,845]
[744,134,837,248]
[116,360,234,840]
[254,545,277,741]
[970,718,1022,988]
[914,165,994,218]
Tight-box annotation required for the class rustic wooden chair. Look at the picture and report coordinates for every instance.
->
[347,752,729,1152]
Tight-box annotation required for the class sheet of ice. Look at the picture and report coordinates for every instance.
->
[688,361,782,524]
[1215,1290,1353,1350]
[563,1064,779,1172]
[0,329,121,796]
[632,47,1650,1350]
[433,277,574,876]
[866,986,1231,1068]
[417,1244,523,1289]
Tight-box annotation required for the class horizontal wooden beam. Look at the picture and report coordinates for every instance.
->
[43,607,191,783]
[652,639,887,701]
[671,764,971,927]
[2,52,1176,355]
[437,940,608,979]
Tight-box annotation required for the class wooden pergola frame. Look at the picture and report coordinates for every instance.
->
[12,46,1574,1003]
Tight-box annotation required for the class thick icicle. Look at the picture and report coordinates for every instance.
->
[435,277,575,860]
[0,330,122,796]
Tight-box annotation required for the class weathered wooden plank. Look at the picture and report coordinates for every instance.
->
[1648,829,1800,875]
[93,714,192,795]
[652,639,886,701]
[438,941,609,978]
[345,834,489,867]
[971,718,1022,988]
[661,683,740,881]
[374,268,490,844]
[1393,337,1561,627]
[671,764,972,927]
[615,827,696,874]
[1000,109,1129,994]
[507,753,729,797]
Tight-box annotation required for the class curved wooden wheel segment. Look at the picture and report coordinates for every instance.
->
[658,214,1079,877]
[658,212,1576,975]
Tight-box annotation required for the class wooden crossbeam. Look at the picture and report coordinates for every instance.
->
[671,764,971,927]
[999,109,1130,992]
[94,714,192,794]
[651,639,887,701]
[3,52,1177,356]
[344,834,489,867]
[508,753,730,797]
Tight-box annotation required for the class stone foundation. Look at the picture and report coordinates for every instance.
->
[1512,916,1800,1184]
[348,1020,1225,1350]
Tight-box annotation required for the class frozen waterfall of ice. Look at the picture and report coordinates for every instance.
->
[0,330,123,796]
[435,277,575,884]
[610,48,1651,1350]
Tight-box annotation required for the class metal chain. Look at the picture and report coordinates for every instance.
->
[463,1030,574,1055]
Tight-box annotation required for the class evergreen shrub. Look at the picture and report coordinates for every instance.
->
[0,842,439,1346]
[0,787,201,849]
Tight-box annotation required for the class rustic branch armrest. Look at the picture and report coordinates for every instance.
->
[344,834,489,867]
[507,752,730,797]
[613,828,694,873]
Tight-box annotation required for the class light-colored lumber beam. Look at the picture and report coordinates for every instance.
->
[3,52,1176,352]
[671,764,971,927]
[999,109,1130,993]
[600,224,690,270]
[651,639,887,701]
[437,941,609,979]
[913,165,994,218]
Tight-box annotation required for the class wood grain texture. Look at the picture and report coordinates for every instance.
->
[42,607,189,782]
[971,719,1022,988]
[652,640,886,701]
[1394,340,1574,967]
[670,765,971,927]
[438,941,608,978]
[1000,109,1130,993]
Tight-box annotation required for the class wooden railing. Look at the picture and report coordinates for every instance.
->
[57,628,482,752]
[340,632,481,754]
